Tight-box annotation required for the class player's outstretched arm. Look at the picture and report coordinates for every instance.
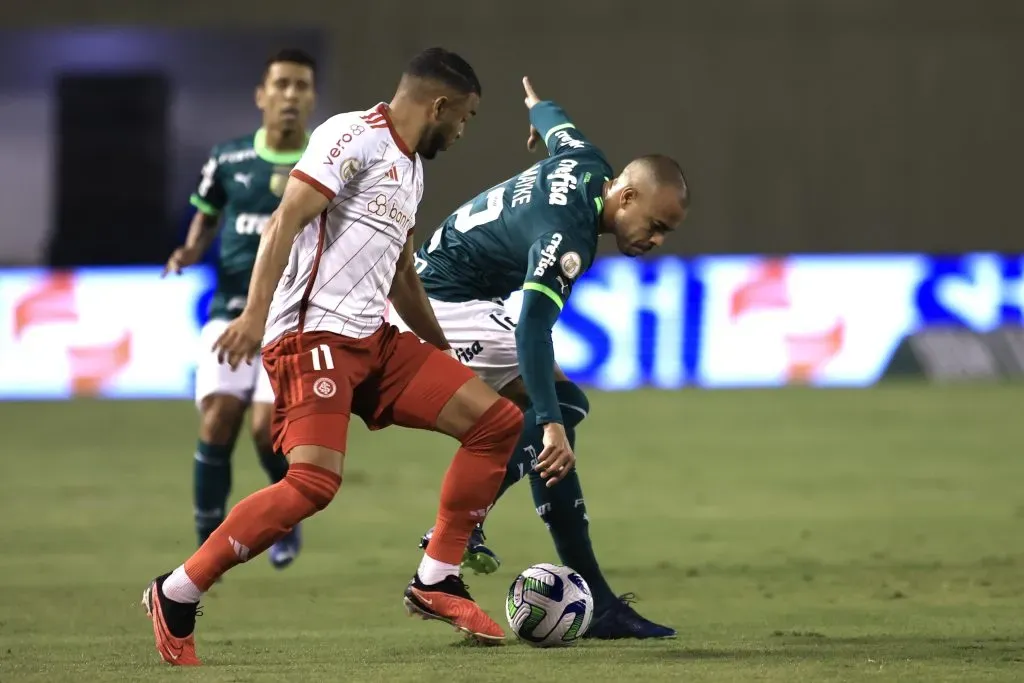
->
[515,288,574,486]
[521,76,593,157]
[515,289,562,426]
[165,149,227,276]
[213,179,327,369]
[517,229,590,483]
[163,210,219,276]
[246,179,328,323]
[389,235,452,352]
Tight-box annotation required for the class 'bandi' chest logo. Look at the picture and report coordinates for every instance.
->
[367,193,414,233]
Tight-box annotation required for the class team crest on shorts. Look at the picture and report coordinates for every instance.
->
[269,169,290,197]
[560,251,582,279]
[313,377,337,398]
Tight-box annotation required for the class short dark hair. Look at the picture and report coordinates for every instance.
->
[636,154,690,208]
[404,47,481,96]
[261,48,317,83]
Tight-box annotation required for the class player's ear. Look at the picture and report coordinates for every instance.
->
[620,187,637,207]
[430,95,449,121]
[254,84,266,111]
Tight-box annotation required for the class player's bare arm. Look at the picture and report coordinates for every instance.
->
[163,210,219,276]
[389,235,452,352]
[213,178,328,368]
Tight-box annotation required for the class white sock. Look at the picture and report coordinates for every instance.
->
[417,553,460,585]
[161,565,203,604]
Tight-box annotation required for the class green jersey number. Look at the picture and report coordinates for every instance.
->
[415,186,506,274]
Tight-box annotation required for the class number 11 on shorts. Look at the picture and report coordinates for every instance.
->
[310,344,335,371]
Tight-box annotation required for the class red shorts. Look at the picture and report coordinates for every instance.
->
[261,324,477,455]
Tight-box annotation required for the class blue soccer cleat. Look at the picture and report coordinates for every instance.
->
[268,523,302,570]
[583,593,677,640]
[419,523,501,575]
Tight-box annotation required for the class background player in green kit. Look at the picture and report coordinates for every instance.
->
[163,49,317,569]
[392,77,689,638]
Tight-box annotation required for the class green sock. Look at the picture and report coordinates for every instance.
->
[526,382,618,610]
[194,441,233,546]
[256,444,289,484]
[530,464,617,609]
[495,416,541,500]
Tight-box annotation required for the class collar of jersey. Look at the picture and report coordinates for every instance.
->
[590,177,609,230]
[253,128,309,164]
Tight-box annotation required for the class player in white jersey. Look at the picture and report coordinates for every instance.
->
[263,101,426,344]
[142,48,575,666]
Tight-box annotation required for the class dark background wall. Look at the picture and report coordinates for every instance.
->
[2,0,1022,257]
[0,27,327,265]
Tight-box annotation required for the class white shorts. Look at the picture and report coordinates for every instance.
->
[194,318,274,408]
[388,298,521,391]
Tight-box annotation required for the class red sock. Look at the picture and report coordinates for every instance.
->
[184,462,340,590]
[428,399,523,565]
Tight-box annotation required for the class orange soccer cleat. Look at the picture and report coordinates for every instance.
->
[403,573,505,644]
[141,574,203,666]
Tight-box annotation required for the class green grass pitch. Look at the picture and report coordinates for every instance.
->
[1,384,1023,682]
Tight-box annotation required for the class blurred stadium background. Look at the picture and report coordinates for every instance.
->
[2,2,1023,681]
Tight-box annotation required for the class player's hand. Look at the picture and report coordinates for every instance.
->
[212,312,264,369]
[523,76,542,152]
[162,246,202,277]
[527,126,541,152]
[522,76,541,109]
[535,422,575,487]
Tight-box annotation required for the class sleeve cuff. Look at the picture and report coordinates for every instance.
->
[189,194,220,216]
[290,169,335,201]
[522,281,564,309]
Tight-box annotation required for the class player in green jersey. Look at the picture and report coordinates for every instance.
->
[163,48,317,569]
[393,77,689,639]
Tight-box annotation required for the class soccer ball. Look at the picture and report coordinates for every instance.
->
[505,563,594,647]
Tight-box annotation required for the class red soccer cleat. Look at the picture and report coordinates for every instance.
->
[141,574,203,666]
[404,573,505,644]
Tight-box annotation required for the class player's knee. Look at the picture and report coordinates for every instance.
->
[250,412,274,453]
[251,428,274,457]
[462,398,524,454]
[285,462,341,511]
[199,395,247,443]
[554,381,589,429]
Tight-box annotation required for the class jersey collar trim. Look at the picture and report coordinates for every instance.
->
[253,128,308,164]
[374,103,415,159]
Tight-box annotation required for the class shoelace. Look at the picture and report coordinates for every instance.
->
[591,593,640,622]
[447,574,473,598]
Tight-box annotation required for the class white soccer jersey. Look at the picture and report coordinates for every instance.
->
[263,103,425,345]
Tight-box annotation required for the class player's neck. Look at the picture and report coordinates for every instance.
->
[261,126,306,151]
[384,95,423,154]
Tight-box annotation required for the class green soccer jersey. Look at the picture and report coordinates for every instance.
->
[190,128,307,320]
[415,101,613,310]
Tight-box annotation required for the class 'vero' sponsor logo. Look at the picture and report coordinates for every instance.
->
[323,123,368,165]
